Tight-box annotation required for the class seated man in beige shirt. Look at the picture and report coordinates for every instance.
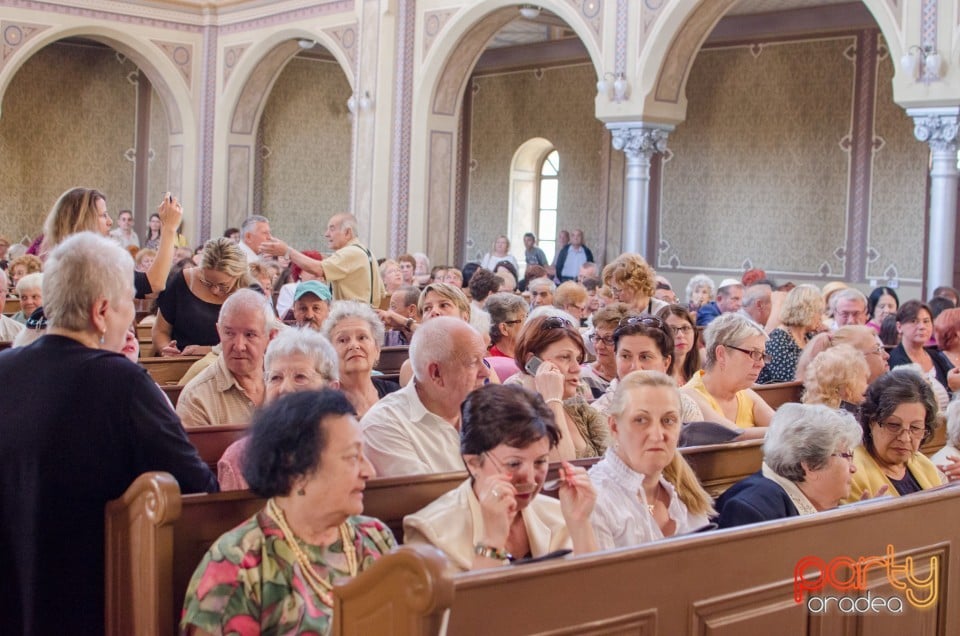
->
[177,289,279,427]
[360,317,488,477]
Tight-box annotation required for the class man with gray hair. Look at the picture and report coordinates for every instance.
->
[697,278,745,327]
[261,212,384,305]
[239,214,272,263]
[528,277,556,309]
[361,316,487,477]
[832,288,869,328]
[0,268,25,341]
[740,282,773,330]
[177,288,279,427]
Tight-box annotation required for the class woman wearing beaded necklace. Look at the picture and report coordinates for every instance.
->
[181,389,396,634]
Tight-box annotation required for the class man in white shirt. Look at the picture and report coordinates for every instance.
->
[238,214,271,263]
[361,317,488,477]
[109,210,140,249]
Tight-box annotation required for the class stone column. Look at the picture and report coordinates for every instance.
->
[607,122,674,257]
[908,107,960,297]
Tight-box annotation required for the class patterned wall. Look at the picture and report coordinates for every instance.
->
[465,64,607,266]
[0,42,137,245]
[148,86,171,231]
[257,56,352,252]
[660,35,927,284]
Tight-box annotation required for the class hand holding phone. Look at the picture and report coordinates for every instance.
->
[524,355,544,375]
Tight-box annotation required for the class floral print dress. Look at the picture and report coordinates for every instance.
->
[180,509,396,635]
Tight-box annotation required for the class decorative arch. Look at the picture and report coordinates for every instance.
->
[508,137,555,265]
[409,0,604,267]
[214,28,356,234]
[637,0,908,125]
[0,24,197,212]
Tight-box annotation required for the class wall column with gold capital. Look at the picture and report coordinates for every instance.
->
[908,107,960,295]
[607,122,673,258]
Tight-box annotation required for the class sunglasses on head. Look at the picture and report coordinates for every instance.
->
[541,316,573,330]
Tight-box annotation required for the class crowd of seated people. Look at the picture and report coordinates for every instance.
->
[9,204,960,634]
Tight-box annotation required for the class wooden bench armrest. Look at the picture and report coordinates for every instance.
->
[332,544,453,636]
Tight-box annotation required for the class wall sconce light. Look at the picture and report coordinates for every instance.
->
[347,91,374,114]
[297,39,316,49]
[900,45,942,83]
[519,5,541,19]
[597,72,629,104]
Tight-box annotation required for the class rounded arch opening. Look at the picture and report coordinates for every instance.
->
[508,137,556,270]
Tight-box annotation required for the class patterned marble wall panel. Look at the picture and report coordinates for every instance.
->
[0,42,136,243]
[660,39,854,277]
[867,46,927,283]
[148,87,171,227]
[258,57,352,251]
[466,64,605,265]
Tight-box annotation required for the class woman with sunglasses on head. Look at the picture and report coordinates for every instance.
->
[153,237,254,356]
[403,384,598,572]
[510,314,609,460]
[591,314,704,425]
[842,367,946,502]
[590,371,714,547]
[656,304,701,386]
[681,312,773,433]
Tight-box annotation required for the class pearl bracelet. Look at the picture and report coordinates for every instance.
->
[545,398,564,407]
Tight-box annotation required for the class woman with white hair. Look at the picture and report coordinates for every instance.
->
[931,398,960,479]
[802,344,870,410]
[322,300,399,417]
[685,274,715,312]
[0,233,217,635]
[682,312,774,430]
[218,327,341,490]
[715,403,862,528]
[11,272,42,324]
[757,284,825,383]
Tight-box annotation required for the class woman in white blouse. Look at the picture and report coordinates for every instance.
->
[589,370,715,549]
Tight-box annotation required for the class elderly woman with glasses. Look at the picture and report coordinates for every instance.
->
[681,312,773,432]
[843,368,946,502]
[403,384,597,572]
[716,403,862,528]
[218,327,341,490]
[602,253,668,316]
[153,237,253,357]
[509,314,609,460]
[590,371,714,547]
[581,302,631,399]
[795,325,890,385]
[182,390,395,634]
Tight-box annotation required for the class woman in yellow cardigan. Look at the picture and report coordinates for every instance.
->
[844,367,944,502]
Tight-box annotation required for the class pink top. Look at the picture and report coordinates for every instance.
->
[217,436,251,491]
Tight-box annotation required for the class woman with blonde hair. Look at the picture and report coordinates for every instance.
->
[153,237,253,356]
[802,344,870,410]
[590,371,714,547]
[757,284,824,384]
[602,253,666,315]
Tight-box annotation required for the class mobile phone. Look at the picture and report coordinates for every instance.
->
[524,355,544,375]
[510,549,572,566]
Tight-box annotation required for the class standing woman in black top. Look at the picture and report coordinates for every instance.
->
[0,232,217,636]
[40,186,182,298]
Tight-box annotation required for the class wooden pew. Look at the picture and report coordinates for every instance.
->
[185,424,249,473]
[752,379,803,409]
[375,345,409,375]
[333,486,960,635]
[159,383,184,407]
[3,297,20,316]
[139,355,201,384]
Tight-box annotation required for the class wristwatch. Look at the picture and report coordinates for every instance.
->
[404,317,415,331]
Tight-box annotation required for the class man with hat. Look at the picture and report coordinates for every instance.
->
[697,278,745,327]
[292,280,332,331]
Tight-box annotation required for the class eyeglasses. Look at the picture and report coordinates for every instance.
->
[724,344,771,364]
[831,451,855,462]
[874,420,928,441]
[836,310,864,321]
[198,271,238,294]
[589,333,615,346]
[865,344,886,356]
[670,325,694,336]
[502,319,523,326]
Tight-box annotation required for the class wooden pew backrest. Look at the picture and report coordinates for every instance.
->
[186,424,249,473]
[139,355,202,384]
[752,379,803,409]
[160,383,184,407]
[375,346,409,375]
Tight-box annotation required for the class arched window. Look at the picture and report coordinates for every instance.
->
[537,150,559,263]
[507,138,556,273]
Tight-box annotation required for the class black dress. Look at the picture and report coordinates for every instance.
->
[156,270,223,351]
[0,335,217,635]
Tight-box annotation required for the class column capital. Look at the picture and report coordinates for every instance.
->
[606,122,674,159]
[907,106,960,153]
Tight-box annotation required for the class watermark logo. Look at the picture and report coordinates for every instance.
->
[793,544,938,614]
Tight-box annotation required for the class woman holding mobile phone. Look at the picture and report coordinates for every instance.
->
[506,314,608,460]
